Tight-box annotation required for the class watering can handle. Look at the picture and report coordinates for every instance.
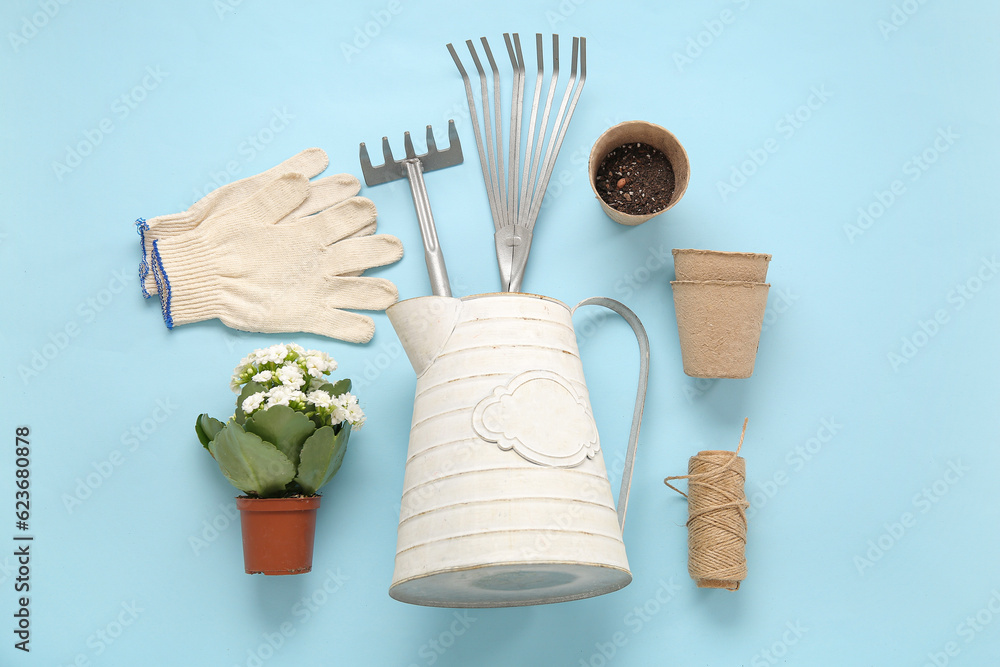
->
[572,297,650,532]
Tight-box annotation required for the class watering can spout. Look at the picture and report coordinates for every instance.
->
[386,296,463,377]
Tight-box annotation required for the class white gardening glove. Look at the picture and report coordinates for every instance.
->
[137,148,359,297]
[150,173,403,343]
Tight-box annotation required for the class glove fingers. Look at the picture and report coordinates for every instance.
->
[232,173,309,224]
[309,310,377,343]
[276,148,329,181]
[324,276,399,310]
[318,220,378,273]
[350,220,377,240]
[305,197,378,243]
[338,219,378,275]
[286,174,361,219]
[142,159,331,296]
[217,309,376,344]
[323,235,403,275]
[186,148,328,219]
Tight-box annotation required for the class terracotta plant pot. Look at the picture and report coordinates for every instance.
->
[673,249,771,283]
[671,281,769,379]
[589,120,691,225]
[236,496,321,575]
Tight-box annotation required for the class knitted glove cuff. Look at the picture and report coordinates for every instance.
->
[151,232,221,329]
[137,212,197,298]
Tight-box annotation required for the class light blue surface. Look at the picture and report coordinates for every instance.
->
[2,1,999,665]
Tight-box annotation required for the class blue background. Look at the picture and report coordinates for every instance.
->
[2,0,999,665]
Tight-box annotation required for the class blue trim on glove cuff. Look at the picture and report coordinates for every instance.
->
[136,218,151,299]
[151,239,174,329]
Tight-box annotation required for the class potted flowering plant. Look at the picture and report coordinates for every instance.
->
[195,343,365,575]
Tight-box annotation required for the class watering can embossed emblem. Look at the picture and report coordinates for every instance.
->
[387,292,649,607]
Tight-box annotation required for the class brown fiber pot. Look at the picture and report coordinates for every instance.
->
[671,281,769,379]
[672,249,772,283]
[589,120,691,225]
[236,496,321,575]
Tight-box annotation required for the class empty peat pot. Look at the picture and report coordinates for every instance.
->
[236,496,320,575]
[671,280,769,379]
[673,249,771,283]
[589,120,690,225]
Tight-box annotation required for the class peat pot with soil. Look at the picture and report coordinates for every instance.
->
[589,120,690,225]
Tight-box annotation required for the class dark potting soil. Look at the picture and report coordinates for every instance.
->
[595,142,675,216]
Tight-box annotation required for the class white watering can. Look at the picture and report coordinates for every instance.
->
[386,292,649,607]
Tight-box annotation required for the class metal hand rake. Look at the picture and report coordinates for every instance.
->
[448,34,587,292]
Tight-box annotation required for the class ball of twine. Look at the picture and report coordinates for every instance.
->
[665,418,750,591]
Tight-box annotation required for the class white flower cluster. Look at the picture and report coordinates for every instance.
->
[230,343,363,429]
[306,390,366,429]
[231,343,336,393]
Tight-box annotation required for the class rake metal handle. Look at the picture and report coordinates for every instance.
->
[402,158,452,297]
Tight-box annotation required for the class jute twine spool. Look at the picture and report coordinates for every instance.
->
[664,418,750,591]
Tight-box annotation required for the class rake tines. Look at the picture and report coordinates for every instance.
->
[358,121,463,297]
[448,33,587,292]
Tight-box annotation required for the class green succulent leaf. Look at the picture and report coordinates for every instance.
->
[294,423,351,495]
[195,414,224,451]
[234,381,265,425]
[244,405,316,468]
[330,379,352,396]
[208,421,295,497]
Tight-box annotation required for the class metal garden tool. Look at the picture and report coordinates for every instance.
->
[448,34,586,292]
[360,121,462,297]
